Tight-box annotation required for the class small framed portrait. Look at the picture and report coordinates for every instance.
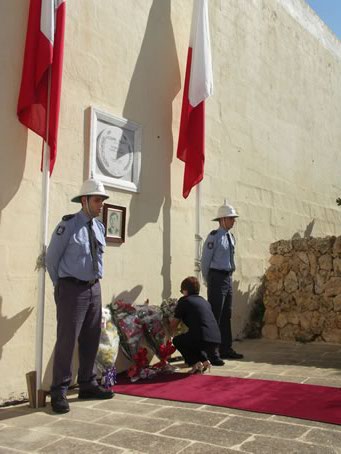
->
[89,107,142,193]
[103,204,126,244]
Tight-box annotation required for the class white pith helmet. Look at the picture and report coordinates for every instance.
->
[71,178,109,203]
[212,201,239,221]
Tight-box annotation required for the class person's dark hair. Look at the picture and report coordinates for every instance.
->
[181,276,200,295]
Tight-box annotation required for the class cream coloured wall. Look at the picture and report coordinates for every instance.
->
[0,0,340,402]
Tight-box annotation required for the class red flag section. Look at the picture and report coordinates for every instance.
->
[17,0,65,174]
[177,0,213,199]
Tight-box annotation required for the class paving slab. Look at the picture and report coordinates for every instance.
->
[100,427,190,453]
[239,434,338,454]
[38,437,125,453]
[93,399,161,415]
[159,421,250,447]
[0,448,28,454]
[96,412,173,433]
[200,406,272,419]
[180,441,241,453]
[37,418,117,441]
[218,415,309,438]
[142,398,204,409]
[302,427,341,449]
[151,407,228,426]
[0,426,61,451]
[271,415,341,431]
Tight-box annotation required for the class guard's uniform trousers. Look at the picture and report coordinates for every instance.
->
[207,269,233,356]
[51,278,102,396]
[46,210,106,398]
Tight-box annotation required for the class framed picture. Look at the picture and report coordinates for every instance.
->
[89,107,142,192]
[103,204,126,244]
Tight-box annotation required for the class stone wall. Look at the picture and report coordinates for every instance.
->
[262,237,341,343]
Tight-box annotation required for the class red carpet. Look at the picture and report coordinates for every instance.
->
[115,373,341,425]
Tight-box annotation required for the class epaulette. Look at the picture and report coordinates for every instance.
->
[62,214,76,221]
[210,230,218,235]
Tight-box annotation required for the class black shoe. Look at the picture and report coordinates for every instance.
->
[221,349,244,360]
[210,357,225,366]
[78,385,114,400]
[51,394,70,413]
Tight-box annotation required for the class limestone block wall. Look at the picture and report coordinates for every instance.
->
[262,237,341,343]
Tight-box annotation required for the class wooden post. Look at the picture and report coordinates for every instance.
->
[37,389,47,407]
[26,371,47,408]
[26,371,36,408]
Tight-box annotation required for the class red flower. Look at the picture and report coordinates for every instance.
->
[128,347,149,378]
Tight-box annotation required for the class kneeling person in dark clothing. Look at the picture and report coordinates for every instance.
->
[171,276,224,373]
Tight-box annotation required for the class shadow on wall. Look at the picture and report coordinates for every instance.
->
[292,219,316,240]
[0,296,33,359]
[0,0,29,212]
[123,0,181,299]
[110,285,143,305]
[232,280,261,341]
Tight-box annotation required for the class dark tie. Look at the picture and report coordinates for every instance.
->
[226,232,235,272]
[88,220,99,275]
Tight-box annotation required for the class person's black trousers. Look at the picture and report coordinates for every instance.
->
[207,269,233,356]
[173,332,218,366]
[50,278,102,397]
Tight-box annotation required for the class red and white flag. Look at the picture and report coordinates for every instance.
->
[177,0,213,199]
[17,0,66,174]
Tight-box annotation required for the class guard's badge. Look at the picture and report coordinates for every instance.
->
[207,241,214,249]
[56,226,65,235]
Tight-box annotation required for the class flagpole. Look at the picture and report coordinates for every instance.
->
[35,143,50,405]
[35,69,52,407]
[194,183,203,280]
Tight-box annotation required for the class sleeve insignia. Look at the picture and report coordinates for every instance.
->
[56,226,65,235]
[210,230,217,235]
[207,241,214,249]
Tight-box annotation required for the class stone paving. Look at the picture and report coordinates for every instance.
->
[0,339,340,453]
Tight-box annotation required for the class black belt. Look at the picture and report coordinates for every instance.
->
[60,277,99,286]
[209,268,232,275]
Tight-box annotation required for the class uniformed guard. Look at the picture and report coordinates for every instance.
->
[46,178,114,413]
[201,201,244,363]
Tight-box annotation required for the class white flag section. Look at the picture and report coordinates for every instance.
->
[41,0,65,43]
[188,0,213,107]
[40,0,54,42]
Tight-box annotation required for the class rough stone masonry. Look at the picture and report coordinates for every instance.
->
[262,236,341,343]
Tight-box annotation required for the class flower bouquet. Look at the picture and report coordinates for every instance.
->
[110,299,180,381]
[95,307,119,388]
[136,302,176,371]
[110,300,144,362]
[110,300,157,381]
[160,297,188,337]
